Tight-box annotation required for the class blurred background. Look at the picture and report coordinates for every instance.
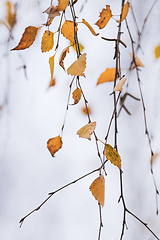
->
[0,0,160,239]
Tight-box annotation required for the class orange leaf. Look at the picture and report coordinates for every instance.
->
[47,135,63,157]
[77,121,96,140]
[82,106,91,115]
[11,26,39,51]
[154,45,160,59]
[6,1,16,29]
[67,53,86,77]
[49,78,56,88]
[113,77,126,92]
[89,175,105,207]
[43,5,60,19]
[72,87,82,104]
[59,46,70,71]
[41,30,54,53]
[95,5,112,29]
[82,19,99,36]
[97,68,119,85]
[61,20,78,44]
[117,1,130,23]
[49,55,55,80]
[130,53,145,69]
[105,144,121,170]
[57,0,70,11]
[151,153,159,165]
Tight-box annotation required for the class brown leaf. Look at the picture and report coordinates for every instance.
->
[49,78,56,88]
[47,135,63,157]
[61,20,78,44]
[82,106,91,115]
[67,53,86,77]
[77,121,96,140]
[117,1,130,23]
[59,46,70,70]
[43,5,60,19]
[82,19,99,36]
[97,68,119,85]
[113,77,126,92]
[105,144,121,170]
[41,30,54,53]
[6,1,16,29]
[72,87,82,104]
[11,26,39,51]
[151,153,159,165]
[57,0,70,11]
[89,175,105,207]
[130,53,145,69]
[95,5,112,29]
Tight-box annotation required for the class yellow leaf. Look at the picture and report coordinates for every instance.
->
[49,78,56,88]
[41,30,54,53]
[11,26,39,51]
[89,175,105,207]
[105,144,121,170]
[82,19,99,36]
[67,53,86,76]
[97,68,119,85]
[113,77,126,92]
[57,0,70,11]
[61,20,78,44]
[47,135,63,157]
[70,41,84,53]
[49,55,54,80]
[77,121,96,140]
[130,53,145,69]
[151,153,159,165]
[43,5,60,19]
[82,106,91,115]
[154,45,160,59]
[117,1,130,23]
[72,87,82,104]
[59,46,70,71]
[95,5,112,29]
[6,1,16,29]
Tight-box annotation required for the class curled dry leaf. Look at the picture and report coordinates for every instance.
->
[49,55,54,80]
[41,30,54,53]
[95,5,112,29]
[43,5,60,19]
[97,68,119,85]
[61,20,78,44]
[59,46,70,71]
[154,45,160,59]
[82,19,99,36]
[82,106,91,115]
[89,175,105,207]
[117,1,130,23]
[11,26,39,51]
[67,53,86,77]
[77,121,96,140]
[57,0,70,11]
[105,144,121,170]
[47,135,63,157]
[113,77,126,92]
[130,53,145,69]
[72,87,82,104]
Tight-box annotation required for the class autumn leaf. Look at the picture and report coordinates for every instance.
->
[72,87,82,104]
[82,106,91,115]
[130,53,145,69]
[82,19,99,36]
[57,0,70,11]
[151,153,159,165]
[43,5,60,19]
[117,1,130,23]
[77,121,96,140]
[95,5,112,29]
[6,1,16,29]
[49,55,54,80]
[105,144,121,170]
[113,77,126,92]
[59,46,70,70]
[0,105,2,110]
[89,175,105,207]
[61,20,78,44]
[67,53,86,77]
[11,26,39,51]
[47,135,63,156]
[154,45,160,59]
[97,68,119,85]
[41,30,54,52]
[70,41,84,52]
[49,78,56,88]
